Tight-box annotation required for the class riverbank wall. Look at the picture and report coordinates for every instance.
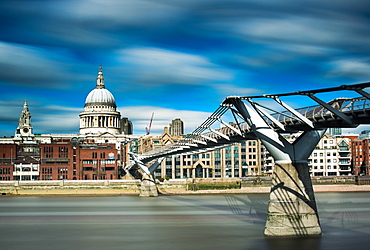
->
[1,176,370,196]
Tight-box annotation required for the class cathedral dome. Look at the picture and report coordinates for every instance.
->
[84,66,116,108]
[85,88,116,106]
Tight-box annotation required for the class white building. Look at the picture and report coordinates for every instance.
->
[308,135,352,176]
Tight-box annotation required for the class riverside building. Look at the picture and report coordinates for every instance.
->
[138,127,274,179]
[285,133,355,177]
[351,131,370,176]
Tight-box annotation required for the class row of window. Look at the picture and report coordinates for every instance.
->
[0,175,10,180]
[0,168,11,174]
[92,152,107,159]
[312,152,337,157]
[82,160,115,165]
[82,167,115,171]
[312,165,338,170]
[311,159,338,163]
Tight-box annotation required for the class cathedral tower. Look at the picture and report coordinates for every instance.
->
[79,66,121,135]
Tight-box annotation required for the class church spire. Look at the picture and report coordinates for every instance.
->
[96,64,105,89]
[15,100,33,137]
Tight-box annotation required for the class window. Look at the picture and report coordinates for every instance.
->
[104,159,115,165]
[58,167,68,180]
[44,146,53,158]
[100,152,106,158]
[0,168,10,174]
[42,167,52,174]
[58,147,68,158]
[42,175,52,180]
[0,175,10,180]
[92,152,97,158]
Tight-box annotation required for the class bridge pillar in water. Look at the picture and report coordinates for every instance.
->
[140,173,158,197]
[232,99,323,237]
[129,154,162,197]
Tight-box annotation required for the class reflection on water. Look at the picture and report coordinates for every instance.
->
[0,192,369,250]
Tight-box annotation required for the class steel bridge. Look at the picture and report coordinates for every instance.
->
[138,82,370,163]
[130,82,370,237]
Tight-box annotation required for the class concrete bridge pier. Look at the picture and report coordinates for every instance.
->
[232,99,324,237]
[265,161,321,236]
[129,153,163,197]
[140,173,158,197]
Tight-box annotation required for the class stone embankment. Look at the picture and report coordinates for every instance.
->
[1,177,370,196]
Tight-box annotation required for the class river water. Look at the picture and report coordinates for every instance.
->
[0,192,369,250]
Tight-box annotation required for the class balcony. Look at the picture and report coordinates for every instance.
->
[0,159,13,164]
[41,158,70,164]
[339,166,351,171]
[338,159,351,165]
[13,171,40,176]
[338,152,351,158]
[338,147,350,153]
[17,152,40,156]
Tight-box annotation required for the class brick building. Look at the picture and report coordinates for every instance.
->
[351,131,370,175]
[0,139,124,181]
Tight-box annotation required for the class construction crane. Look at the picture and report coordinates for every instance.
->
[145,112,154,135]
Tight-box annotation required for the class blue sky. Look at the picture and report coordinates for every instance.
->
[1,0,370,136]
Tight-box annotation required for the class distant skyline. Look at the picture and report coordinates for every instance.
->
[1,0,370,136]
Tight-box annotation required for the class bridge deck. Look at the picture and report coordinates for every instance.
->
[138,83,370,163]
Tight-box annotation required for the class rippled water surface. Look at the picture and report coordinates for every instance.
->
[0,192,369,250]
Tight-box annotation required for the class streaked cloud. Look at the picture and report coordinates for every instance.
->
[326,59,370,80]
[1,0,370,136]
[117,47,233,85]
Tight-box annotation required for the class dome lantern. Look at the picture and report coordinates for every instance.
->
[96,64,105,89]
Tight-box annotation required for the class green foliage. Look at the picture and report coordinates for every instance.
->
[187,182,240,191]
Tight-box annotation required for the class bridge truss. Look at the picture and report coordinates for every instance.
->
[138,82,370,164]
